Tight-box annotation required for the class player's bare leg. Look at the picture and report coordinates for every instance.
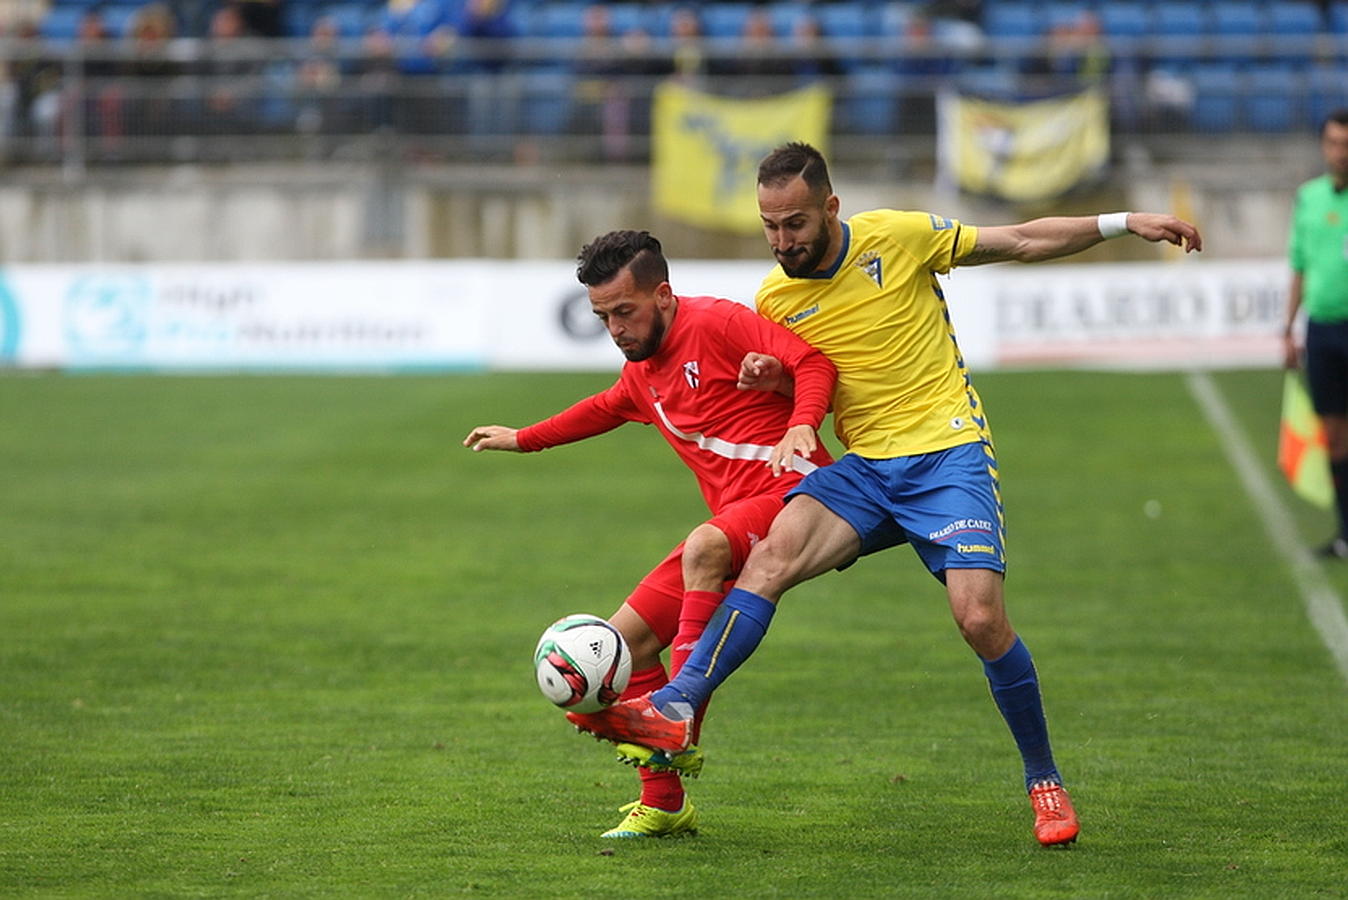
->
[569,498,860,748]
[946,568,1079,846]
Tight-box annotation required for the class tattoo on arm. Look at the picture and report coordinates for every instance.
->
[959,244,1010,266]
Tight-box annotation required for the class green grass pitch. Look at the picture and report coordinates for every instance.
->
[1,370,1345,898]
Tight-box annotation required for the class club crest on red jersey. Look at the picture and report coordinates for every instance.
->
[682,360,700,389]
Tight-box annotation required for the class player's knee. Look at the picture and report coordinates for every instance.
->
[736,535,800,598]
[953,603,1012,655]
[682,523,734,587]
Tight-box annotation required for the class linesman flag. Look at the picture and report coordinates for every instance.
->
[936,87,1108,202]
[651,82,831,234]
[1278,370,1333,509]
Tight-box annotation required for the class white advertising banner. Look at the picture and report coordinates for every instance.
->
[0,258,1286,373]
[0,262,487,371]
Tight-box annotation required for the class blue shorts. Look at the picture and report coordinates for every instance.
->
[786,441,1006,579]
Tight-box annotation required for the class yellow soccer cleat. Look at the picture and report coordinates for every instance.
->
[600,800,699,839]
[614,742,705,779]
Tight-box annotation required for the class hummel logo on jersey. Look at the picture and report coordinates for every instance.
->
[855,251,883,288]
[682,360,700,389]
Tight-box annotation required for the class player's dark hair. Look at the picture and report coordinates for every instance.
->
[1323,108,1348,133]
[757,142,832,198]
[576,230,669,290]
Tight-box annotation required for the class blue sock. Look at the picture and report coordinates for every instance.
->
[982,636,1061,792]
[649,588,776,719]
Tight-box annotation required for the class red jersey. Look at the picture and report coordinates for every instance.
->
[516,295,836,514]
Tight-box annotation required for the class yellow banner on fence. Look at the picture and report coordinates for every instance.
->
[936,88,1109,203]
[651,82,831,234]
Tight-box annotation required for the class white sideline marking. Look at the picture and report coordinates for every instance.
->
[1186,371,1348,686]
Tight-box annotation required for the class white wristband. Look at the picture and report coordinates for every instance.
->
[1097,212,1131,239]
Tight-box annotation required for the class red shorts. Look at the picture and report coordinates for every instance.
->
[624,493,785,646]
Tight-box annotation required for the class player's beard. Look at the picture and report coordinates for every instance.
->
[776,228,832,278]
[617,314,667,362]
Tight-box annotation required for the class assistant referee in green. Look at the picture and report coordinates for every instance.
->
[1285,108,1348,557]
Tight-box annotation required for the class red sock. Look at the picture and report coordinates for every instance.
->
[627,664,684,811]
[673,589,724,744]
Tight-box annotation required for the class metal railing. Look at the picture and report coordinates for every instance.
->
[0,33,1340,171]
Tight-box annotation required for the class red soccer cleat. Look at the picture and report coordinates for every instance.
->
[565,695,693,754]
[1029,781,1080,846]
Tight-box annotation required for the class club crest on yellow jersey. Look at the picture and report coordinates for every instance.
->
[854,250,883,288]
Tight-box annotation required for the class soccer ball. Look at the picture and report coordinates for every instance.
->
[533,614,632,714]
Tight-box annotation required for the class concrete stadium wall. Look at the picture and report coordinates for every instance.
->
[0,144,1313,266]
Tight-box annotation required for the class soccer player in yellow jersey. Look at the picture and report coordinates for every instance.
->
[567,142,1202,847]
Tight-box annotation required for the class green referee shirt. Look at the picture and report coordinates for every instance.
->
[1289,174,1348,322]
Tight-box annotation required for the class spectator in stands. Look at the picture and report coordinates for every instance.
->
[1021,11,1108,98]
[235,0,284,38]
[895,13,956,81]
[667,7,709,86]
[453,0,518,143]
[75,7,126,149]
[363,0,454,133]
[923,0,982,26]
[290,14,363,138]
[893,14,954,132]
[1048,12,1109,87]
[365,0,454,75]
[125,3,182,140]
[202,3,258,135]
[453,0,515,72]
[712,7,796,97]
[572,4,630,160]
[788,13,843,85]
[9,18,62,152]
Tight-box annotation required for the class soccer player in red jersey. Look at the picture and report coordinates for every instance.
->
[463,230,836,838]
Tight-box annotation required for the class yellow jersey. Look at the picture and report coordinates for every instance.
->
[756,209,985,459]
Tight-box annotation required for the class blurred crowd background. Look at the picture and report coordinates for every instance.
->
[0,0,1343,166]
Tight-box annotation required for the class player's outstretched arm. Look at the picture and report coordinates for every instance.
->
[961,213,1202,265]
[463,425,521,452]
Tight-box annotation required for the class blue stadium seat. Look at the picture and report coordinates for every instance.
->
[1308,65,1348,124]
[519,2,587,39]
[837,66,900,135]
[101,3,149,37]
[604,4,646,37]
[1331,2,1348,34]
[1267,1,1324,34]
[982,3,1042,39]
[1209,1,1263,65]
[1044,2,1094,32]
[517,67,575,134]
[1244,66,1306,132]
[700,3,754,39]
[770,3,813,37]
[1152,2,1207,35]
[38,6,84,40]
[1189,64,1240,132]
[327,2,378,38]
[1097,2,1149,36]
[815,2,873,39]
[283,2,322,38]
[1209,2,1262,34]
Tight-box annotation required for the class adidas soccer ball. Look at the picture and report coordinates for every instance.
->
[533,614,632,714]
